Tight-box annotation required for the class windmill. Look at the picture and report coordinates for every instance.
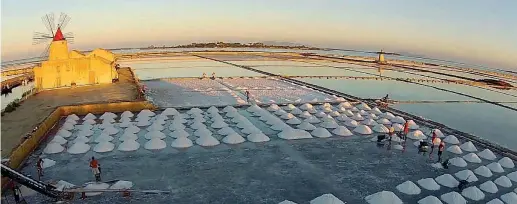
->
[32,13,74,57]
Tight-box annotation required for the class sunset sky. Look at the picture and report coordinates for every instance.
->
[1,0,516,69]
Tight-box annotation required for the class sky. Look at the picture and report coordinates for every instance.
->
[1,0,516,69]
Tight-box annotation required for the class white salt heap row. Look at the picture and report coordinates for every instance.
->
[444,135,460,144]
[309,193,345,204]
[479,180,498,193]
[364,191,403,204]
[396,180,421,195]
[447,145,463,154]
[440,191,466,204]
[278,128,312,140]
[459,141,477,152]
[474,166,493,178]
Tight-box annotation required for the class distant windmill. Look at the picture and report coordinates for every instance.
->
[32,13,74,57]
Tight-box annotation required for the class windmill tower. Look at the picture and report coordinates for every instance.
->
[376,49,387,64]
[33,13,74,59]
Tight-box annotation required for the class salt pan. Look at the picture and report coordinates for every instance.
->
[418,178,441,191]
[332,126,353,136]
[462,153,482,163]
[487,162,505,173]
[364,191,402,204]
[444,135,460,144]
[171,137,193,148]
[311,128,332,138]
[474,166,493,178]
[310,193,345,204]
[353,125,372,135]
[93,142,115,153]
[247,133,270,143]
[118,140,140,151]
[479,180,498,193]
[461,186,485,201]
[396,180,421,195]
[478,149,497,160]
[494,176,512,188]
[196,135,220,147]
[418,196,443,204]
[67,142,90,154]
[435,174,459,188]
[499,157,515,169]
[459,141,477,152]
[44,143,64,154]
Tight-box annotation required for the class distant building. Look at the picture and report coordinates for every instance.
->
[376,50,387,64]
[33,27,118,90]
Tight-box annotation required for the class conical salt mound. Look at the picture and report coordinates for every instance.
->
[50,136,67,145]
[247,133,270,143]
[474,166,493,178]
[135,116,150,122]
[392,116,405,124]
[100,112,117,120]
[460,141,477,152]
[144,138,166,150]
[377,118,391,125]
[357,103,371,111]
[461,186,485,201]
[57,129,72,138]
[271,122,291,131]
[391,123,403,131]
[332,126,353,136]
[82,119,96,125]
[118,120,133,128]
[286,117,302,125]
[479,180,498,193]
[358,110,369,116]
[455,170,478,182]
[190,121,206,130]
[319,119,338,129]
[44,143,64,154]
[396,180,421,195]
[435,174,459,188]
[74,136,90,143]
[68,142,90,154]
[66,119,78,125]
[463,153,482,163]
[311,128,332,138]
[83,113,97,120]
[119,133,138,141]
[121,111,134,118]
[309,193,345,204]
[170,129,189,138]
[499,157,515,169]
[93,142,115,153]
[222,133,246,144]
[147,123,164,131]
[353,125,372,135]
[62,122,75,130]
[218,127,235,136]
[443,135,460,144]
[417,196,442,204]
[447,145,463,154]
[138,109,155,117]
[370,107,382,114]
[417,178,441,191]
[361,118,377,125]
[478,149,496,160]
[501,192,517,204]
[322,106,332,113]
[344,120,359,128]
[66,114,80,121]
[187,107,203,115]
[278,128,312,140]
[242,126,262,134]
[406,120,419,129]
[171,137,193,148]
[125,125,141,134]
[169,122,186,131]
[207,106,219,114]
[315,111,327,118]
[372,124,389,133]
[487,162,505,173]
[407,130,427,140]
[486,198,504,204]
[494,176,512,187]
[145,131,166,140]
[297,122,316,131]
[305,116,321,124]
[329,111,341,117]
[300,111,313,119]
[267,104,280,111]
[118,140,140,151]
[101,127,118,136]
[279,200,297,204]
[364,191,403,204]
[300,103,313,110]
[351,113,364,121]
[283,104,296,111]
[136,120,151,127]
[440,192,466,204]
[450,157,468,167]
[338,102,352,109]
[196,135,220,147]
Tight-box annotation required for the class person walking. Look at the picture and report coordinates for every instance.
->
[437,141,445,162]
[89,157,101,182]
[429,130,438,158]
[245,90,250,103]
[403,121,410,141]
[36,158,44,180]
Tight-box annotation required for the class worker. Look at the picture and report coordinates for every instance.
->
[403,121,410,141]
[12,182,20,203]
[211,72,216,79]
[442,158,450,169]
[37,158,44,180]
[437,141,445,162]
[429,130,438,157]
[89,157,101,182]
[202,72,207,78]
[382,94,389,102]
[457,175,471,191]
[245,90,250,103]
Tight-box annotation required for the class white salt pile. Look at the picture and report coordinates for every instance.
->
[381,112,395,120]
[242,126,262,135]
[417,178,441,191]
[370,107,382,114]
[93,142,115,153]
[393,145,404,150]
[440,192,466,204]
[271,122,291,131]
[305,116,321,124]
[361,118,377,126]
[406,120,419,129]
[486,198,504,204]
[171,137,193,148]
[135,116,150,122]
[286,117,302,125]
[222,133,246,144]
[100,112,117,120]
[138,109,155,117]
[66,119,78,125]
[364,191,402,204]
[342,110,354,117]
[447,145,463,155]
[499,157,515,169]
[358,110,368,116]
[83,113,97,120]
[300,103,313,110]
[332,126,353,136]
[351,113,364,121]
[82,119,96,125]
[407,130,427,140]
[196,135,220,147]
[121,110,134,118]
[338,102,352,108]
[275,109,288,116]
[187,107,203,115]
[297,122,317,131]
[170,129,190,138]
[391,116,405,124]
[67,142,90,154]
[102,126,119,135]
[62,122,75,130]
[211,120,228,129]
[268,104,280,111]
[315,111,327,118]
[41,158,56,169]
[83,182,110,196]
[377,118,392,125]
[418,196,443,204]
[311,128,332,138]
[357,103,371,111]
[435,174,460,188]
[74,136,91,144]
[353,125,372,135]
[66,114,80,121]
[494,176,512,188]
[144,138,166,150]
[44,143,64,154]
[372,124,389,133]
[109,180,133,190]
[126,125,141,133]
[455,170,478,182]
[120,132,138,141]
[478,149,497,160]
[500,192,517,204]
[508,171,517,182]
[396,180,421,195]
[366,113,378,120]
[487,162,505,173]
[460,141,477,152]
[50,136,67,145]
[330,111,341,117]
[57,129,72,138]
[450,157,468,167]
[479,180,498,193]
[206,106,219,114]
[309,193,345,204]
[169,122,186,131]
[145,131,166,140]
[444,135,460,144]
[279,200,297,204]
[147,123,164,131]
[463,153,482,163]
[118,120,133,128]
[278,128,312,140]
[300,111,313,118]
[283,104,296,111]
[218,127,235,136]
[319,118,338,128]
[461,186,485,201]
[95,134,114,143]
[136,120,151,127]
[118,140,140,151]
[247,133,270,143]
[194,128,212,137]
[474,166,493,178]
[190,121,206,130]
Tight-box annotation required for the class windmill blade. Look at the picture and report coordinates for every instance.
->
[41,13,55,35]
[63,32,74,38]
[58,12,71,30]
[40,43,51,57]
[32,32,53,45]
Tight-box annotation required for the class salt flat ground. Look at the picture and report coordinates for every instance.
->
[19,105,516,204]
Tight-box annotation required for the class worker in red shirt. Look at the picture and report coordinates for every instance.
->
[89,157,101,182]
[403,121,410,140]
[437,141,445,162]
[429,130,438,157]
[36,158,44,180]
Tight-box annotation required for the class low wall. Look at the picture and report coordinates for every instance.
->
[1,101,156,190]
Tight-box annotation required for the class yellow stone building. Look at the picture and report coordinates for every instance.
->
[33,28,118,89]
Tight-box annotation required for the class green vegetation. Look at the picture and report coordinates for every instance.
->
[2,99,21,115]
